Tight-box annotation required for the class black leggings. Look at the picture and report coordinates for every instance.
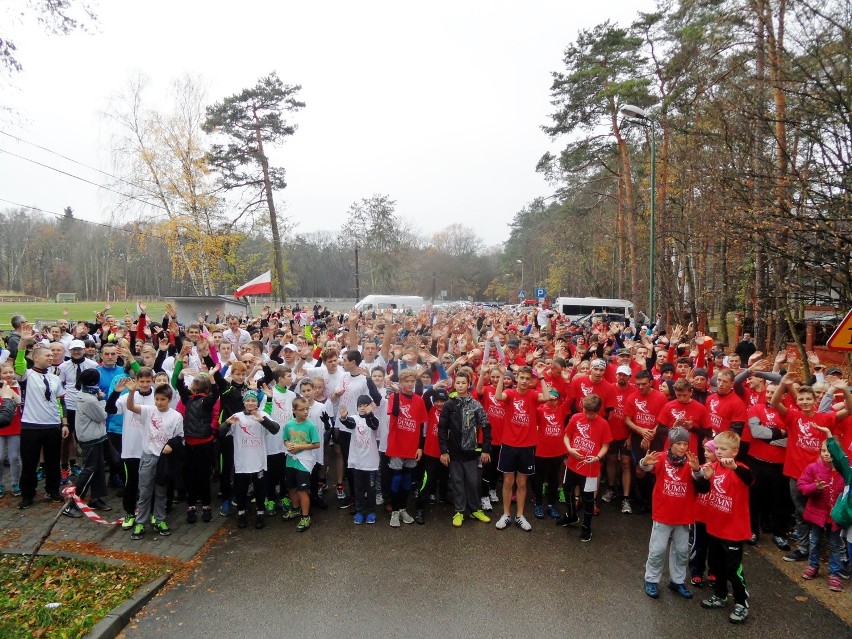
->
[122,458,141,514]
[337,430,355,497]
[563,468,594,532]
[266,452,286,503]
[414,455,449,509]
[480,444,501,497]
[183,441,214,507]
[532,456,562,506]
[234,471,266,513]
[708,536,748,605]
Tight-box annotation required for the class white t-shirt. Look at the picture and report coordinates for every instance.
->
[139,405,184,456]
[116,390,156,459]
[230,411,269,474]
[336,373,372,432]
[318,366,345,417]
[265,386,294,456]
[374,388,390,453]
[307,398,332,466]
[57,357,98,410]
[347,415,380,471]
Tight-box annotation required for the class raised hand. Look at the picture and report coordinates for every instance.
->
[774,351,787,365]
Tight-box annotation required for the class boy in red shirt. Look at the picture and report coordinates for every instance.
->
[385,369,428,528]
[413,388,449,525]
[533,386,567,519]
[639,427,707,599]
[494,365,546,531]
[770,375,851,561]
[699,431,753,624]
[558,394,611,542]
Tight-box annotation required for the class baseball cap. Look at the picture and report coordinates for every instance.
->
[283,343,298,352]
[433,389,450,402]
[548,389,560,399]
[617,348,631,357]
[826,367,842,376]
[69,339,86,350]
[616,365,632,376]
[590,359,607,370]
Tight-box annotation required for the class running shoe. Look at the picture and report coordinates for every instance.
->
[389,511,401,527]
[399,509,415,525]
[186,507,198,524]
[121,514,136,530]
[62,504,83,518]
[784,549,808,562]
[701,595,728,609]
[772,535,790,551]
[729,603,748,624]
[601,487,616,503]
[414,509,425,525]
[480,496,493,512]
[60,468,71,486]
[452,512,464,527]
[547,505,561,519]
[153,520,171,536]
[11,484,21,497]
[131,523,145,540]
[644,581,660,598]
[489,489,499,503]
[828,576,843,592]
[202,507,213,523]
[621,498,632,514]
[282,508,300,521]
[376,492,384,506]
[557,487,566,503]
[219,500,232,517]
[237,512,248,528]
[802,565,818,580]
[71,464,82,477]
[470,510,491,523]
[495,514,511,530]
[296,516,311,532]
[580,529,592,542]
[353,513,365,525]
[534,504,545,519]
[515,516,532,532]
[264,499,277,516]
[668,582,693,599]
[255,512,265,529]
[366,512,377,524]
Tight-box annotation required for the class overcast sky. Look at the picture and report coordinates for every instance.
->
[0,0,655,248]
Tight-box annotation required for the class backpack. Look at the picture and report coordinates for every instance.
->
[831,484,852,529]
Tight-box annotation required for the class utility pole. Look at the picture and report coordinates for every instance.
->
[355,244,361,300]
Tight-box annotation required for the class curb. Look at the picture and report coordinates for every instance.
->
[0,548,130,566]
[83,573,171,639]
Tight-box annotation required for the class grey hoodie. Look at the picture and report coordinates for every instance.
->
[75,391,107,444]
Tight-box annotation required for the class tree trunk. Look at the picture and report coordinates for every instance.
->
[253,111,286,303]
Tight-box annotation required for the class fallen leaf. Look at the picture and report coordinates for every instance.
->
[795,596,808,602]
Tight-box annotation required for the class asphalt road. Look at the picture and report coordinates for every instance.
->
[122,499,849,639]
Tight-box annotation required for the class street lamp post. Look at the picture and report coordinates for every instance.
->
[618,104,656,320]
[516,259,524,299]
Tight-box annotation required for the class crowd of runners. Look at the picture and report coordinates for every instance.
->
[1,301,851,625]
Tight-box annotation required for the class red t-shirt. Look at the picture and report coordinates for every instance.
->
[649,456,698,525]
[536,404,567,457]
[385,392,428,458]
[745,404,786,464]
[564,413,611,478]
[782,407,836,479]
[608,384,635,441]
[658,399,707,455]
[704,461,752,541]
[625,389,668,433]
[423,404,442,458]
[500,388,540,448]
[474,385,504,447]
[706,391,748,435]
[569,375,615,412]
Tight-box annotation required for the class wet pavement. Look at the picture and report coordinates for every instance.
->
[121,498,850,639]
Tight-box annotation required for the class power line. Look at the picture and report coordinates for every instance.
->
[0,197,138,235]
[0,146,169,213]
[0,129,168,204]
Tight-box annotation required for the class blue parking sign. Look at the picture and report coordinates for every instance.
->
[535,287,546,298]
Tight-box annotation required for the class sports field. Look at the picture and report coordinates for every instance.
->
[0,301,169,330]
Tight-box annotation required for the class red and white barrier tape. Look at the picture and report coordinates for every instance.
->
[61,486,124,526]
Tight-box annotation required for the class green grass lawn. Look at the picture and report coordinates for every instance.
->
[0,554,165,639]
[0,302,168,330]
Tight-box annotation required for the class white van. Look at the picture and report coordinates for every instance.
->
[554,297,634,321]
[353,295,426,313]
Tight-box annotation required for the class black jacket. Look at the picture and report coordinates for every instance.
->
[156,436,185,487]
[438,395,491,458]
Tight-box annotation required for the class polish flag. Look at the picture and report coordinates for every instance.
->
[235,271,273,298]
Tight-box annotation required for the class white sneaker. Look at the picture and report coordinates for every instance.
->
[621,499,632,514]
[601,487,616,503]
[489,489,499,503]
[375,492,384,506]
[516,515,532,532]
[495,514,512,530]
[390,510,401,527]
[480,496,493,511]
[399,509,415,524]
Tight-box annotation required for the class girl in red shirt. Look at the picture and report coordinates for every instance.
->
[0,363,22,497]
